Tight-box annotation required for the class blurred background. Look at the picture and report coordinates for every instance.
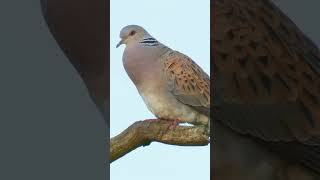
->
[0,0,107,179]
[110,0,210,179]
[271,0,320,46]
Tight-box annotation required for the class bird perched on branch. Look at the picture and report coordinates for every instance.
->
[117,25,210,128]
[213,0,320,179]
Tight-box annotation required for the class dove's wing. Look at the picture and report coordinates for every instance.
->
[163,51,210,116]
[214,0,320,173]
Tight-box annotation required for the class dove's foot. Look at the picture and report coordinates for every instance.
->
[160,118,181,131]
[143,118,181,133]
[168,119,181,130]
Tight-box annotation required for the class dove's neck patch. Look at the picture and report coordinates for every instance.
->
[139,37,159,47]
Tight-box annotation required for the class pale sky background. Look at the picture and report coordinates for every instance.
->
[110,0,210,180]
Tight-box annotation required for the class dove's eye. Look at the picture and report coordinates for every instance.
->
[129,30,136,36]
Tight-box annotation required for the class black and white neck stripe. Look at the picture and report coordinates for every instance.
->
[139,37,160,47]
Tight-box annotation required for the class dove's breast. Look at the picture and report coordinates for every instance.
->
[122,44,165,86]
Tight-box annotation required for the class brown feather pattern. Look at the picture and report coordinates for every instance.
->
[164,51,210,116]
[213,0,320,174]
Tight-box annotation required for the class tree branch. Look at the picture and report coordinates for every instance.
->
[110,119,210,163]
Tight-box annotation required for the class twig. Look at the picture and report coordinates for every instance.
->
[110,119,210,163]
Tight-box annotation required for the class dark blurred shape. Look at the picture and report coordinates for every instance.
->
[40,0,108,124]
[0,0,107,179]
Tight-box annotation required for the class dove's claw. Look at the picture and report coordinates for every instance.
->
[168,119,181,130]
[159,118,181,132]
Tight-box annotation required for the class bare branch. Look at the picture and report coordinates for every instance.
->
[110,119,210,163]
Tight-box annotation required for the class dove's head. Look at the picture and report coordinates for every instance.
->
[116,25,151,48]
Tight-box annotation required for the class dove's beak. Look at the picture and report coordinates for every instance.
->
[116,40,124,48]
